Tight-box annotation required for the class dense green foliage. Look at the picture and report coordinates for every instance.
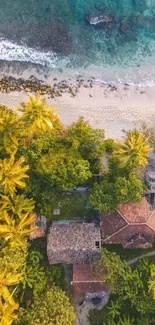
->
[16,114,105,215]
[16,287,76,325]
[0,95,75,325]
[89,158,144,214]
[65,117,105,159]
[0,95,153,325]
[22,245,64,298]
[113,130,152,169]
[104,138,116,153]
[90,249,155,325]
[35,148,92,189]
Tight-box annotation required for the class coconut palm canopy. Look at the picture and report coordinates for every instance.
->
[0,298,19,325]
[19,92,57,133]
[0,194,34,219]
[0,156,29,197]
[0,106,21,155]
[113,130,152,168]
[0,211,36,249]
[0,270,21,325]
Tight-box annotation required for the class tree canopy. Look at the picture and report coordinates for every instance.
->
[90,249,155,325]
[0,95,153,325]
[16,287,76,325]
[89,172,144,214]
[0,156,29,196]
[65,117,105,160]
[19,92,58,134]
[113,130,151,169]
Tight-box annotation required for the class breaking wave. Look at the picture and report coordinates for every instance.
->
[0,38,58,67]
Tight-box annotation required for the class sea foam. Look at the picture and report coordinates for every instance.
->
[0,38,58,67]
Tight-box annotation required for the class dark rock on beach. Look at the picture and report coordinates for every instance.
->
[0,74,89,99]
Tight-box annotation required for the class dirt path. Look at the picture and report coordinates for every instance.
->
[75,288,111,325]
[127,249,155,265]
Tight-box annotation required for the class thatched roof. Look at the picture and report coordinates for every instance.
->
[47,223,101,264]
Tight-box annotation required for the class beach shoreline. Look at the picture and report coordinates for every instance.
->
[0,71,155,139]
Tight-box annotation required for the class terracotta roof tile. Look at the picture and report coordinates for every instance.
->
[73,264,106,293]
[104,224,155,246]
[117,197,151,223]
[73,264,95,282]
[74,282,107,293]
[147,211,155,231]
[123,234,153,249]
[100,211,127,239]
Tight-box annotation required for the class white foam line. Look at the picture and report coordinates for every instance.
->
[0,38,58,67]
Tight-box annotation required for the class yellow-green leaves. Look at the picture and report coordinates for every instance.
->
[0,106,21,156]
[113,130,152,169]
[0,297,19,325]
[148,264,155,299]
[0,194,34,219]
[19,92,57,134]
[0,156,29,196]
[0,211,36,249]
[16,287,76,325]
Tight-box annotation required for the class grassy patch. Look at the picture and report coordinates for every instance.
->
[102,243,155,261]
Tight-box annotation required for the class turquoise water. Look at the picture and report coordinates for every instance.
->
[1,0,155,83]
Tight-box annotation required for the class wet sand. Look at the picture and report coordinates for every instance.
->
[0,81,155,139]
[0,63,155,138]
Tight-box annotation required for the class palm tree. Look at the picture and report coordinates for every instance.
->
[148,264,155,298]
[19,92,57,134]
[0,194,34,219]
[105,320,117,325]
[137,315,153,325]
[0,106,21,155]
[118,314,135,325]
[107,301,121,319]
[113,130,151,169]
[0,156,29,196]
[0,270,22,306]
[0,297,19,325]
[0,211,36,249]
[0,270,21,325]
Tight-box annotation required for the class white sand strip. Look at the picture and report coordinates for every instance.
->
[0,83,155,139]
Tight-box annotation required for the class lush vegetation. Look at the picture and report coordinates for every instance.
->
[0,94,77,325]
[113,129,151,169]
[89,128,151,214]
[89,249,155,325]
[89,157,145,214]
[0,93,153,324]
[15,287,76,325]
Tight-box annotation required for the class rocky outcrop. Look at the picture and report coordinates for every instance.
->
[85,11,119,29]
[86,14,113,26]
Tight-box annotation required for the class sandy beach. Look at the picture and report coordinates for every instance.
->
[0,77,155,139]
[0,62,155,139]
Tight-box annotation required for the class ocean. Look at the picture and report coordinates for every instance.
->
[1,0,155,84]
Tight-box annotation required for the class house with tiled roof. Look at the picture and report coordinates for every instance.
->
[47,222,101,264]
[100,197,155,248]
[72,264,106,294]
[47,222,106,295]
[47,196,155,294]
